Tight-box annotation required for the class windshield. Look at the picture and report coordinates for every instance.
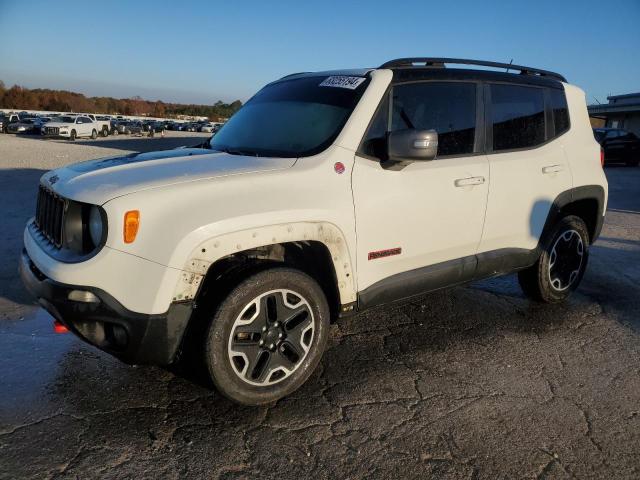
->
[60,116,76,123]
[210,75,370,157]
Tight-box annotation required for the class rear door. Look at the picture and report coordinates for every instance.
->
[477,83,573,261]
[352,81,489,305]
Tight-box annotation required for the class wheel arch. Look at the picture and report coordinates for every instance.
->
[541,185,605,245]
[171,222,357,319]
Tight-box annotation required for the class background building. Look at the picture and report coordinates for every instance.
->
[588,92,640,135]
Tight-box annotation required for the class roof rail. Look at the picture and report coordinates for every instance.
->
[379,57,566,82]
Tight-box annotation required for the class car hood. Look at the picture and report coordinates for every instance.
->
[42,148,297,205]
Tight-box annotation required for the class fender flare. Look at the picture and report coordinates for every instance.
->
[540,185,605,247]
[171,221,357,305]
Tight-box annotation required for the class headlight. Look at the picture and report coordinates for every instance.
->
[88,206,104,246]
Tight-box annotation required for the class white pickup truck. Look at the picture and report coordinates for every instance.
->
[41,115,100,140]
[85,114,111,137]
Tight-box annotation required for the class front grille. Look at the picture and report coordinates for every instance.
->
[44,127,59,135]
[35,186,66,248]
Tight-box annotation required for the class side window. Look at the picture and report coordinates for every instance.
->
[490,84,545,151]
[549,88,570,136]
[391,82,477,156]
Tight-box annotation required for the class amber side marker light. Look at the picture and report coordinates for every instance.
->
[124,210,140,243]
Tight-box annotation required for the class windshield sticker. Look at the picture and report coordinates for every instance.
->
[319,76,366,90]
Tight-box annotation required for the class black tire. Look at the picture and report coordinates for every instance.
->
[91,129,97,139]
[69,130,76,141]
[518,215,590,303]
[113,129,119,136]
[205,268,330,405]
[101,126,109,137]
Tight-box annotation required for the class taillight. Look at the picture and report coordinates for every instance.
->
[600,148,605,167]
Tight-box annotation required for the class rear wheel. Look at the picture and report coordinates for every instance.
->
[518,215,590,303]
[205,268,330,405]
[101,126,109,137]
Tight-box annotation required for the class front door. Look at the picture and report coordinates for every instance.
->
[352,81,489,306]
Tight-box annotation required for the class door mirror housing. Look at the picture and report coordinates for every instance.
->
[387,129,438,162]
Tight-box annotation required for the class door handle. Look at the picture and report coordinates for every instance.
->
[454,176,485,187]
[542,164,563,174]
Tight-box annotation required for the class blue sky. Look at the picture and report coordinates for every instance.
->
[1,0,638,105]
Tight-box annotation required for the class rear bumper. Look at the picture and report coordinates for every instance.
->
[19,249,192,365]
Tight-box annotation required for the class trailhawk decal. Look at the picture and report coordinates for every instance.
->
[319,76,366,90]
[368,248,402,261]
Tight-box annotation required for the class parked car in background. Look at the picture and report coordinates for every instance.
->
[129,121,144,135]
[42,115,99,140]
[7,118,40,134]
[200,122,221,133]
[149,121,165,134]
[113,121,134,135]
[593,128,640,166]
[86,115,111,137]
[33,117,53,135]
[0,113,20,132]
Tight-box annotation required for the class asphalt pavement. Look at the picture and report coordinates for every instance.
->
[0,134,638,479]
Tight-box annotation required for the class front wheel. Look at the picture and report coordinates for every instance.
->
[69,130,77,141]
[91,129,97,139]
[518,215,590,303]
[205,268,330,405]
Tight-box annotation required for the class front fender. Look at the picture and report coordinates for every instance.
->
[171,221,357,305]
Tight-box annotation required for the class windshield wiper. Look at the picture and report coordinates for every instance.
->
[213,146,261,157]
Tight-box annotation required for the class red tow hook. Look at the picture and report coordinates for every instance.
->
[53,320,69,334]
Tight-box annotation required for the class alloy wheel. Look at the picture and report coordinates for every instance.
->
[227,289,315,386]
[548,229,584,291]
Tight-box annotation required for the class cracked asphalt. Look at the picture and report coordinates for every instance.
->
[1,134,639,479]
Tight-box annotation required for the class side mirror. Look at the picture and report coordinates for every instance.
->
[387,129,438,162]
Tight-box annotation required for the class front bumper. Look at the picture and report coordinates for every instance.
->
[19,249,193,365]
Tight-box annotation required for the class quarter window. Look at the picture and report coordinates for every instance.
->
[490,84,545,151]
[549,88,570,136]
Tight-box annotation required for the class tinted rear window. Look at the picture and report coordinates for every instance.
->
[490,84,545,151]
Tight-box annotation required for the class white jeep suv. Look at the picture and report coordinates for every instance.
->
[20,58,607,405]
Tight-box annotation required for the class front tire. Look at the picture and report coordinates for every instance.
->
[69,130,77,141]
[518,215,590,303]
[91,129,98,139]
[205,268,330,405]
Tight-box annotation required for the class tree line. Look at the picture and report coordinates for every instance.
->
[0,81,242,121]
